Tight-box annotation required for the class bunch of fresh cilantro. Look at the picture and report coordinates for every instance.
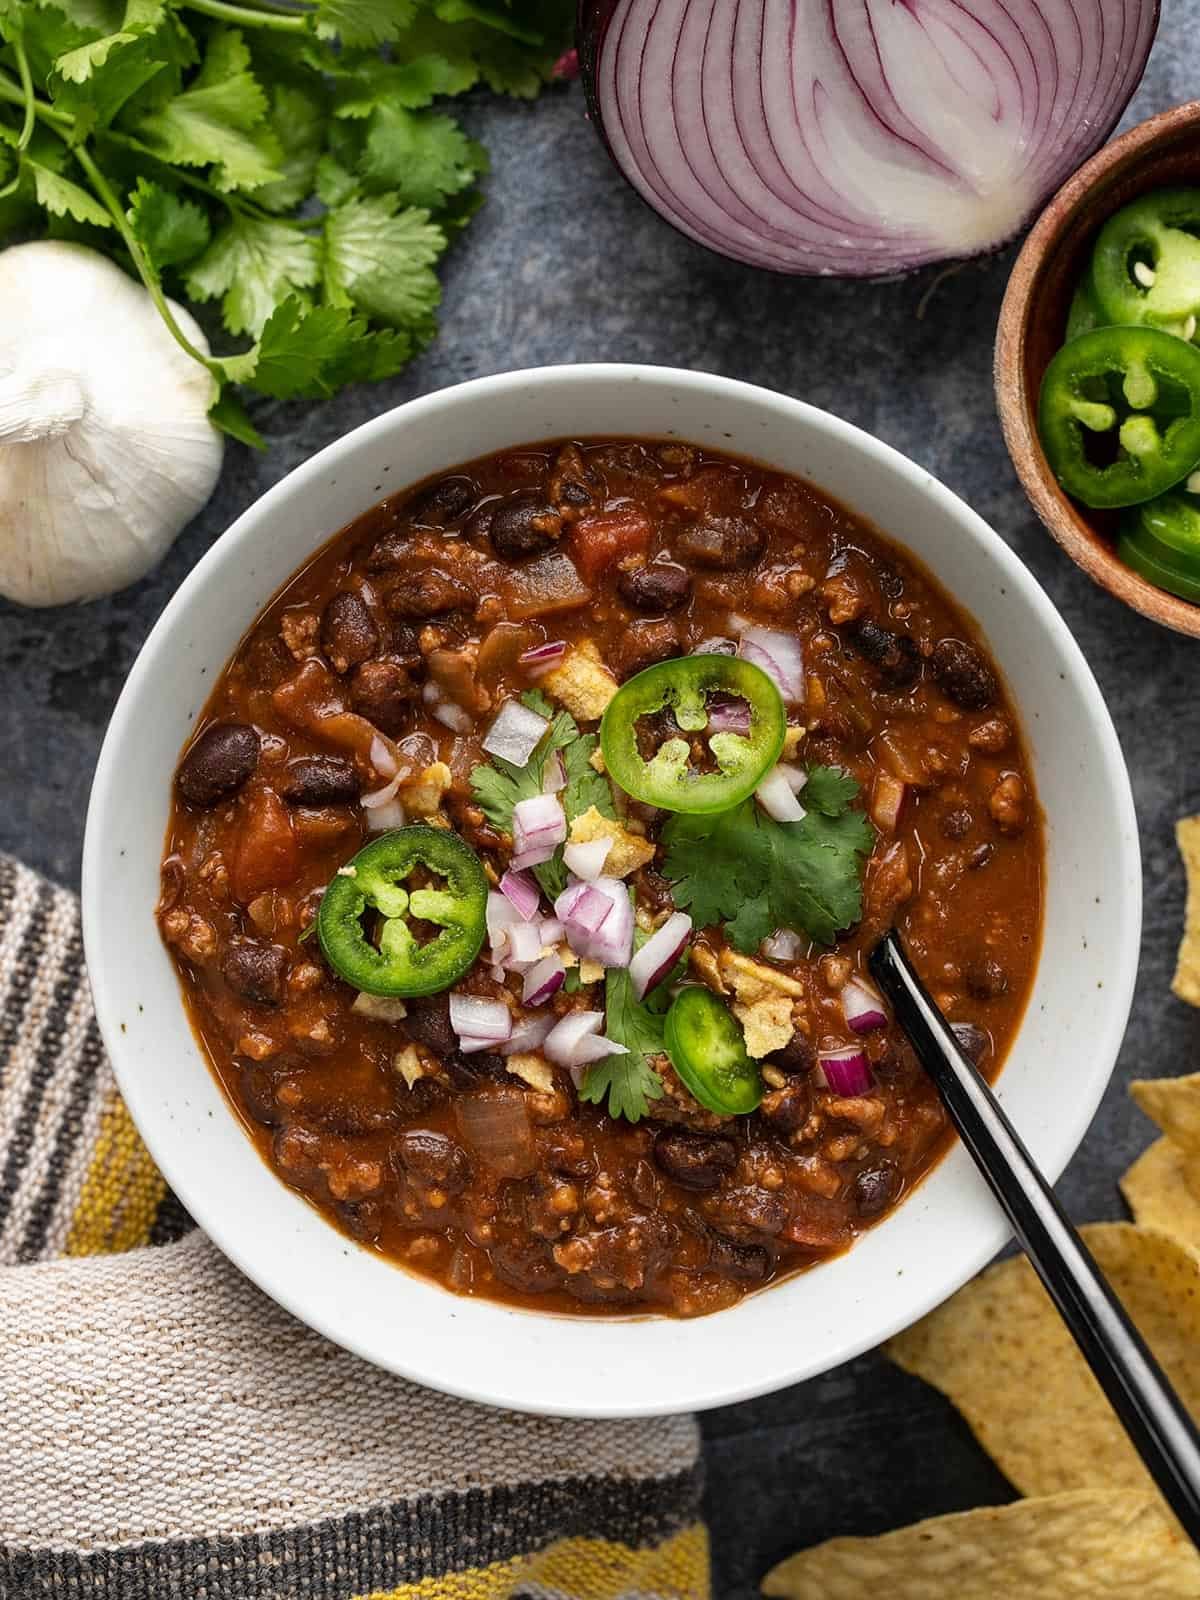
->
[0,0,571,445]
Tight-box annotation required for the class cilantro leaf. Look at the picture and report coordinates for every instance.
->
[331,51,479,117]
[127,175,209,269]
[314,0,416,48]
[26,159,112,227]
[208,387,265,451]
[322,191,444,331]
[186,213,320,337]
[360,103,485,210]
[470,690,615,900]
[219,296,406,400]
[578,966,666,1123]
[802,765,861,817]
[52,0,161,84]
[133,27,281,192]
[254,82,326,213]
[662,767,875,951]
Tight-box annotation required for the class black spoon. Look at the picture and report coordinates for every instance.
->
[869,930,1200,1542]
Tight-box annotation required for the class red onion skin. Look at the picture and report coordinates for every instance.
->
[578,0,1160,279]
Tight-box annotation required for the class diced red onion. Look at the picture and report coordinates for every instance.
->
[398,732,437,768]
[365,796,406,833]
[780,764,808,796]
[449,993,512,1046]
[756,765,807,823]
[434,702,473,734]
[538,916,564,946]
[705,694,751,736]
[580,0,1157,277]
[725,614,752,637]
[522,953,566,1006]
[629,911,692,1001]
[816,1047,873,1097]
[842,979,888,1036]
[695,635,736,656]
[871,772,908,834]
[369,734,400,779]
[518,639,567,676]
[542,750,567,794]
[482,698,549,767]
[421,681,439,705]
[554,877,634,967]
[500,1011,557,1055]
[511,792,567,867]
[558,881,614,935]
[504,921,545,968]
[454,1090,533,1177]
[563,837,611,882]
[761,928,803,963]
[499,869,541,921]
[739,629,805,706]
[544,1010,628,1071]
[361,771,403,809]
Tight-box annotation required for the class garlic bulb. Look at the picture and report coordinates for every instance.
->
[0,240,224,607]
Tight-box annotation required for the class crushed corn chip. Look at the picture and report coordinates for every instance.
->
[1172,817,1200,1006]
[401,761,452,817]
[734,995,793,1058]
[568,806,655,878]
[351,993,407,1023]
[393,1045,428,1090]
[782,725,805,759]
[540,640,618,722]
[720,949,805,1002]
[505,1053,555,1094]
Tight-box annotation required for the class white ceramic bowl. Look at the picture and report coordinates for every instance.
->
[83,365,1140,1419]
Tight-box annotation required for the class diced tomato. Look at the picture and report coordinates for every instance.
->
[569,508,652,584]
[233,787,299,902]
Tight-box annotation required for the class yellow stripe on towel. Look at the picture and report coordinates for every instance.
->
[65,1090,166,1257]
[355,1523,710,1600]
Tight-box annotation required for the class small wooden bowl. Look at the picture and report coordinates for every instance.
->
[996,101,1200,638]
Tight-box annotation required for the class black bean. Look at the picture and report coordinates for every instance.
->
[853,1162,901,1218]
[350,656,420,736]
[968,843,995,870]
[386,567,473,618]
[758,1081,811,1135]
[850,619,921,689]
[931,638,997,710]
[675,515,765,570]
[402,994,457,1058]
[767,1033,816,1077]
[475,492,563,561]
[652,1129,737,1191]
[615,619,682,680]
[951,1022,990,1064]
[320,591,379,674]
[965,959,1009,1000]
[405,475,478,526]
[618,561,693,613]
[707,1231,772,1283]
[239,1063,280,1126]
[940,808,973,840]
[176,722,259,807]
[221,937,288,1006]
[280,756,360,807]
[392,1128,472,1192]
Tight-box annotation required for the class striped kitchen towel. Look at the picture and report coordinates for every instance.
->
[0,855,709,1600]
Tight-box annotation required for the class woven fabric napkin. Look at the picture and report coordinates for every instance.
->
[0,855,708,1600]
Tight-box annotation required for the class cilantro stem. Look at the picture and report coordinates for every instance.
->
[70,142,224,382]
[10,37,35,156]
[184,0,310,31]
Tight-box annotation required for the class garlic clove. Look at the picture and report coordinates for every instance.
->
[0,240,225,607]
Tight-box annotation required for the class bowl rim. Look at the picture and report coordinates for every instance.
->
[995,99,1200,638]
[83,362,1142,1416]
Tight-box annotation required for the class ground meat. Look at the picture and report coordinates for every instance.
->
[220,938,288,1006]
[849,619,921,690]
[701,1184,789,1241]
[969,716,1012,753]
[553,1215,677,1295]
[279,756,360,806]
[176,723,259,807]
[385,568,474,619]
[675,515,765,569]
[940,807,972,840]
[617,561,693,613]
[614,619,682,679]
[989,773,1028,835]
[652,1130,738,1191]
[932,638,998,710]
[349,657,420,735]
[320,591,379,674]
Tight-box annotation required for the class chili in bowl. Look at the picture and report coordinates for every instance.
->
[83,366,1140,1417]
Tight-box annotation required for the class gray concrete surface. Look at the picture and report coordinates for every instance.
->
[2,7,1198,1592]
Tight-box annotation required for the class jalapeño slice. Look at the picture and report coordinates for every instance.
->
[1118,487,1200,604]
[317,826,488,998]
[664,986,763,1116]
[600,654,786,814]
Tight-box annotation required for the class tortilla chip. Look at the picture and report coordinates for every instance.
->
[540,640,618,722]
[401,761,452,817]
[1132,1072,1200,1156]
[1122,1138,1200,1252]
[505,1053,555,1094]
[781,725,804,759]
[760,1490,1200,1599]
[568,806,655,878]
[720,949,805,1001]
[887,1223,1200,1502]
[734,996,794,1058]
[1173,817,1200,1006]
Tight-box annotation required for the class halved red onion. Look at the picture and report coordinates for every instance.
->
[500,1010,557,1055]
[841,979,888,1035]
[705,694,751,736]
[554,876,634,967]
[449,993,512,1048]
[365,796,406,833]
[542,750,567,794]
[816,1047,873,1097]
[518,639,567,676]
[505,921,545,968]
[756,765,807,824]
[499,868,541,921]
[482,698,549,767]
[512,792,567,867]
[739,629,805,705]
[629,910,691,1001]
[580,0,1157,278]
[761,927,803,963]
[434,702,473,734]
[544,1010,628,1070]
[563,837,611,882]
[522,953,566,1006]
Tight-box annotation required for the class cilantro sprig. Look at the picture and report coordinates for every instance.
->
[578,964,668,1123]
[0,0,571,444]
[470,689,615,899]
[662,765,875,953]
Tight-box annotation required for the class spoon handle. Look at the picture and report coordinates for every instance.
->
[869,931,1200,1542]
